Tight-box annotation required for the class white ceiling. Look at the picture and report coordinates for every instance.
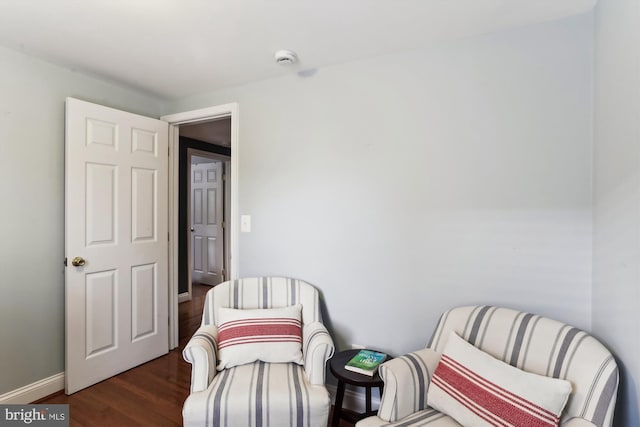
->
[0,0,596,100]
[181,117,231,147]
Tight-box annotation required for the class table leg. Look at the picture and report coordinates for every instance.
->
[332,380,346,427]
[365,386,372,414]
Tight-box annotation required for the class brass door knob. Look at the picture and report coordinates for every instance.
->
[71,256,86,267]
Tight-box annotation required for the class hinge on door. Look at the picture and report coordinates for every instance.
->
[222,174,226,182]
[221,269,225,280]
[221,221,226,229]
[64,257,68,267]
[168,232,170,241]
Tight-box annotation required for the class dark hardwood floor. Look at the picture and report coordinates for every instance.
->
[36,284,206,426]
[37,283,351,426]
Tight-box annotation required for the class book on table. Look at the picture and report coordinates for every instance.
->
[344,350,387,376]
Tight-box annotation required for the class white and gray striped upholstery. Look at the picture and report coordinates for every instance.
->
[183,277,335,427]
[358,306,618,427]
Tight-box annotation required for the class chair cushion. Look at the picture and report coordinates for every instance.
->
[217,305,303,370]
[183,362,331,427]
[427,332,572,427]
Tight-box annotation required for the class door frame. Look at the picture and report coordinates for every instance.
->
[162,103,239,349]
[184,149,231,302]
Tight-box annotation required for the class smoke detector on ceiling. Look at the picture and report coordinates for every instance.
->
[274,50,298,65]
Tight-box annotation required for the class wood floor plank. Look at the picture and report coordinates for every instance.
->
[84,381,179,426]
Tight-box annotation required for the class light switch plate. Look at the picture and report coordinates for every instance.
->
[240,215,251,232]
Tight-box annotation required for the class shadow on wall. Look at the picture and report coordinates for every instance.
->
[316,287,362,356]
[316,286,338,347]
[316,285,344,390]
[613,359,639,427]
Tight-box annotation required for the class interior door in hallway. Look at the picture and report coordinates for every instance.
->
[190,159,224,286]
[65,98,169,394]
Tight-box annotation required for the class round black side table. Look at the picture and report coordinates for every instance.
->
[329,349,386,427]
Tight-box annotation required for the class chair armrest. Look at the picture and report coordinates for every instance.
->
[302,322,335,385]
[377,348,441,422]
[182,324,219,393]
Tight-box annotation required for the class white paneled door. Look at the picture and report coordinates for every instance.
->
[191,161,224,286]
[65,98,168,394]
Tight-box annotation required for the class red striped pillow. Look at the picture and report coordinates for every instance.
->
[216,305,303,370]
[427,332,572,427]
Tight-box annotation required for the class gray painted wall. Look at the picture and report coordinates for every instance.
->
[593,0,640,424]
[0,46,165,394]
[168,14,594,355]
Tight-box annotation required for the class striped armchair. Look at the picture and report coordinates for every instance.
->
[182,277,335,427]
[358,306,618,427]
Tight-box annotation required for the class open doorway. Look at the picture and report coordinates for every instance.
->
[176,118,232,345]
[162,102,239,350]
[178,118,232,299]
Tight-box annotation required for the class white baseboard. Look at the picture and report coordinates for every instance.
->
[327,384,381,413]
[178,292,191,303]
[0,373,65,404]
